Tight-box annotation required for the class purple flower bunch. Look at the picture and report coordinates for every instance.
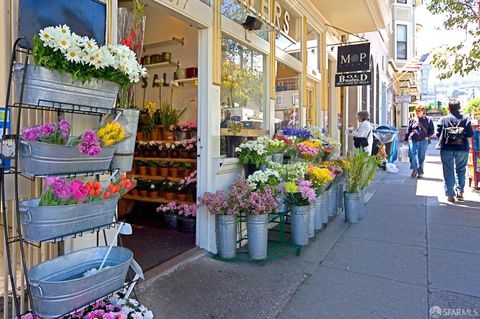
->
[22,119,71,145]
[282,127,313,140]
[198,190,230,215]
[297,180,316,202]
[77,130,102,157]
[297,143,319,159]
[40,177,90,206]
[156,202,179,215]
[178,204,196,218]
[247,185,278,215]
[229,177,252,214]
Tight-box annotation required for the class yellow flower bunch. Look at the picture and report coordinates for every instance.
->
[144,101,156,115]
[284,181,299,193]
[98,122,125,146]
[302,139,323,149]
[307,166,334,190]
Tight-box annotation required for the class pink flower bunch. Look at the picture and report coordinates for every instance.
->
[198,190,229,215]
[247,186,278,215]
[178,170,197,192]
[156,202,178,215]
[181,138,197,151]
[229,177,252,213]
[178,121,198,131]
[22,119,71,145]
[40,177,90,205]
[298,180,316,202]
[178,204,196,218]
[296,143,319,159]
[77,130,102,157]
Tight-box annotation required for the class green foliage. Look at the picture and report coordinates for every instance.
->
[427,0,480,79]
[32,37,131,86]
[346,150,379,193]
[138,110,155,137]
[465,98,480,115]
[159,102,186,131]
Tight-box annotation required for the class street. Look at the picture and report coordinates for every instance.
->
[137,145,480,319]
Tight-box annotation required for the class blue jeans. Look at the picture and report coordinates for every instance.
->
[408,139,428,174]
[440,150,469,196]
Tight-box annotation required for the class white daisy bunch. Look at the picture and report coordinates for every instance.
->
[37,25,146,84]
[247,168,280,190]
[235,139,268,156]
[235,139,268,167]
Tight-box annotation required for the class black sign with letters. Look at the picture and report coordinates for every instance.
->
[335,71,372,87]
[337,43,371,73]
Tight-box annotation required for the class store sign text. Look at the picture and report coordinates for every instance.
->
[335,71,371,87]
[239,0,291,37]
[337,43,371,73]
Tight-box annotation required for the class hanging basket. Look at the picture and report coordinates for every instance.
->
[13,64,120,112]
[19,140,115,176]
[28,246,132,318]
[19,197,118,242]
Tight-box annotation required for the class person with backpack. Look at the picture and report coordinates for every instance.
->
[404,106,435,178]
[436,99,474,203]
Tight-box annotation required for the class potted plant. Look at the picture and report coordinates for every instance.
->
[158,142,169,158]
[153,109,163,139]
[182,162,192,177]
[136,180,149,198]
[159,101,187,141]
[176,122,189,141]
[169,162,180,178]
[138,161,148,176]
[159,162,169,177]
[235,139,268,177]
[149,181,160,199]
[284,179,316,246]
[167,142,180,158]
[156,202,179,229]
[265,137,286,163]
[306,166,334,232]
[177,171,197,202]
[187,121,198,139]
[179,144,190,158]
[147,161,158,176]
[178,204,196,232]
[163,180,178,200]
[137,108,155,141]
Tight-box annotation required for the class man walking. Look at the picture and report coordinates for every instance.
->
[436,99,474,203]
[404,106,435,178]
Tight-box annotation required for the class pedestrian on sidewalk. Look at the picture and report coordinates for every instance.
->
[436,99,474,203]
[347,111,373,155]
[404,106,435,178]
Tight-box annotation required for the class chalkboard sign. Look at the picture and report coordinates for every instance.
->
[19,0,107,49]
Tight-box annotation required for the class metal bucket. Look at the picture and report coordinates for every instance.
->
[19,198,118,242]
[28,246,133,318]
[314,195,324,231]
[309,204,315,238]
[325,185,336,218]
[111,109,139,172]
[359,189,366,220]
[272,153,284,164]
[320,191,329,225]
[290,205,310,246]
[13,64,119,112]
[19,140,115,176]
[247,214,269,260]
[336,176,345,212]
[344,192,360,224]
[216,215,237,259]
[277,193,289,213]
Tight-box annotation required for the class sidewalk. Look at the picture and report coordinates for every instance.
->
[137,146,480,319]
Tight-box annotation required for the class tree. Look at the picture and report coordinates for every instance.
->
[465,97,480,115]
[427,0,480,79]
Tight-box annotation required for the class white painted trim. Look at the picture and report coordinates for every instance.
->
[146,0,212,28]
[221,15,270,54]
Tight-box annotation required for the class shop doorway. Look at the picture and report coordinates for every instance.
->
[118,2,200,272]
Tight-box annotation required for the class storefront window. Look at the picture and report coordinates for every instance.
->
[221,0,268,41]
[307,25,320,76]
[275,2,302,61]
[275,61,300,131]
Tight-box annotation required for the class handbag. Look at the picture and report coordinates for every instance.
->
[353,130,371,148]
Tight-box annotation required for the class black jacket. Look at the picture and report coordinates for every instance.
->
[405,116,435,142]
[436,112,474,151]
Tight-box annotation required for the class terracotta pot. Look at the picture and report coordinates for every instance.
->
[130,189,138,197]
[169,167,179,178]
[136,132,144,141]
[138,166,148,176]
[159,150,169,158]
[160,167,169,177]
[178,169,185,177]
[183,169,191,177]
[149,191,159,199]
[131,165,138,174]
[148,166,159,176]
[179,150,189,158]
[164,192,176,200]
[151,131,161,141]
[170,149,180,158]
[177,193,187,202]
[139,190,149,198]
[186,193,194,202]
[164,131,175,141]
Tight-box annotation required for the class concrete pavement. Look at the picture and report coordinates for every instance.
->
[138,146,480,319]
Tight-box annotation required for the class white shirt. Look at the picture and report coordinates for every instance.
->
[349,120,373,155]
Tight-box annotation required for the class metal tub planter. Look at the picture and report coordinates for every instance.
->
[13,64,120,112]
[344,192,360,224]
[28,246,133,318]
[19,140,115,176]
[19,197,118,242]
[247,214,269,260]
[290,205,310,246]
[216,215,237,259]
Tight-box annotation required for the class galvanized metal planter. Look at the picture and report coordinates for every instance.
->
[272,153,284,164]
[13,64,120,111]
[290,205,310,246]
[111,109,139,172]
[28,246,133,318]
[336,175,345,212]
[359,189,366,220]
[216,214,237,259]
[277,193,289,213]
[344,192,360,224]
[19,197,118,242]
[320,191,329,225]
[247,214,269,260]
[314,194,324,231]
[19,140,115,176]
[309,204,315,238]
[326,184,337,218]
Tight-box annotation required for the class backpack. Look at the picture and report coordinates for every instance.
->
[444,118,466,146]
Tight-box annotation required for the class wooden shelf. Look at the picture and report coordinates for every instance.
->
[133,157,197,163]
[122,195,194,205]
[176,78,198,84]
[128,174,182,182]
[144,61,179,69]
[144,37,184,50]
[220,128,269,137]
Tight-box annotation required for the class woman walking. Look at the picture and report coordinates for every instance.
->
[404,106,435,178]
[348,111,373,155]
[436,100,474,203]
